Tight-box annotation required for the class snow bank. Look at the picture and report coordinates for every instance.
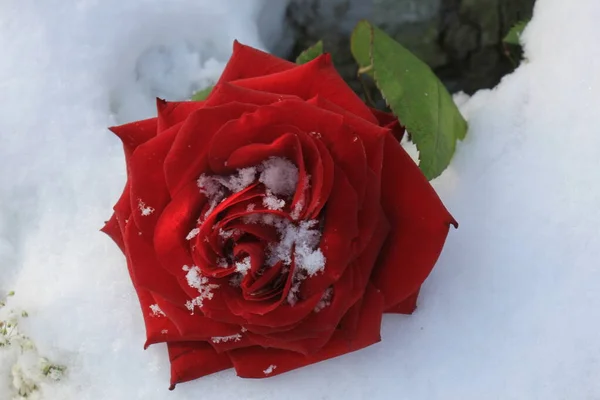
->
[1,0,599,399]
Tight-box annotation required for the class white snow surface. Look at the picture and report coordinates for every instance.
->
[1,0,599,399]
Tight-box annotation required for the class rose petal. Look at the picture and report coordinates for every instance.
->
[300,166,359,298]
[371,133,457,310]
[168,341,232,390]
[206,82,299,108]
[231,54,377,123]
[129,283,180,348]
[104,181,132,253]
[207,114,307,174]
[241,261,286,301]
[292,207,389,344]
[244,326,335,356]
[128,125,179,237]
[156,99,205,133]
[113,240,180,348]
[222,260,293,318]
[153,181,203,277]
[113,181,132,224]
[224,130,300,170]
[151,295,240,342]
[164,102,259,197]
[197,287,248,326]
[108,118,157,158]
[303,135,334,219]
[385,288,420,314]
[319,122,367,207]
[124,217,189,306]
[308,96,387,178]
[239,289,322,332]
[101,213,124,252]
[209,332,254,353]
[229,283,385,378]
[216,41,296,84]
[370,108,406,142]
[353,170,386,254]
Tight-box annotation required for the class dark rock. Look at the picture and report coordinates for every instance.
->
[284,0,535,96]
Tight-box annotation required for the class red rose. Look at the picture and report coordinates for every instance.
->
[102,41,456,389]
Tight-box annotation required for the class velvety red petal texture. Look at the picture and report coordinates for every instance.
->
[127,126,178,237]
[216,40,296,85]
[163,102,259,196]
[228,283,385,378]
[371,134,457,311]
[168,342,232,390]
[123,220,189,305]
[101,213,124,252]
[156,99,204,134]
[370,108,406,142]
[227,51,376,124]
[386,288,421,314]
[109,118,157,158]
[102,40,456,389]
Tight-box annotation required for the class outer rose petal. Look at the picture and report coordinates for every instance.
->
[168,341,232,390]
[150,295,241,343]
[371,134,457,311]
[228,283,385,378]
[108,118,157,158]
[206,82,299,108]
[386,288,420,314]
[101,213,124,252]
[231,53,377,123]
[307,96,387,177]
[123,218,189,306]
[156,99,204,134]
[135,289,180,348]
[113,181,132,225]
[127,125,178,237]
[216,40,296,84]
[114,225,181,348]
[370,108,406,142]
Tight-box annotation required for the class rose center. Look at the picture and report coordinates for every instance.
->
[192,157,326,305]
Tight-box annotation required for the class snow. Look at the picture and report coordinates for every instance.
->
[198,167,258,197]
[198,157,298,212]
[313,288,333,313]
[263,365,277,376]
[259,157,299,197]
[183,265,219,313]
[262,191,286,211]
[148,304,165,318]
[137,200,155,217]
[186,228,200,241]
[261,218,326,276]
[211,334,242,344]
[234,257,252,276]
[1,0,600,399]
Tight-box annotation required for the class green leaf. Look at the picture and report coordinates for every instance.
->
[191,86,213,101]
[351,20,467,180]
[503,21,529,46]
[350,22,372,74]
[295,41,324,64]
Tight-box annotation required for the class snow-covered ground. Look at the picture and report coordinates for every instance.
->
[1,0,599,399]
